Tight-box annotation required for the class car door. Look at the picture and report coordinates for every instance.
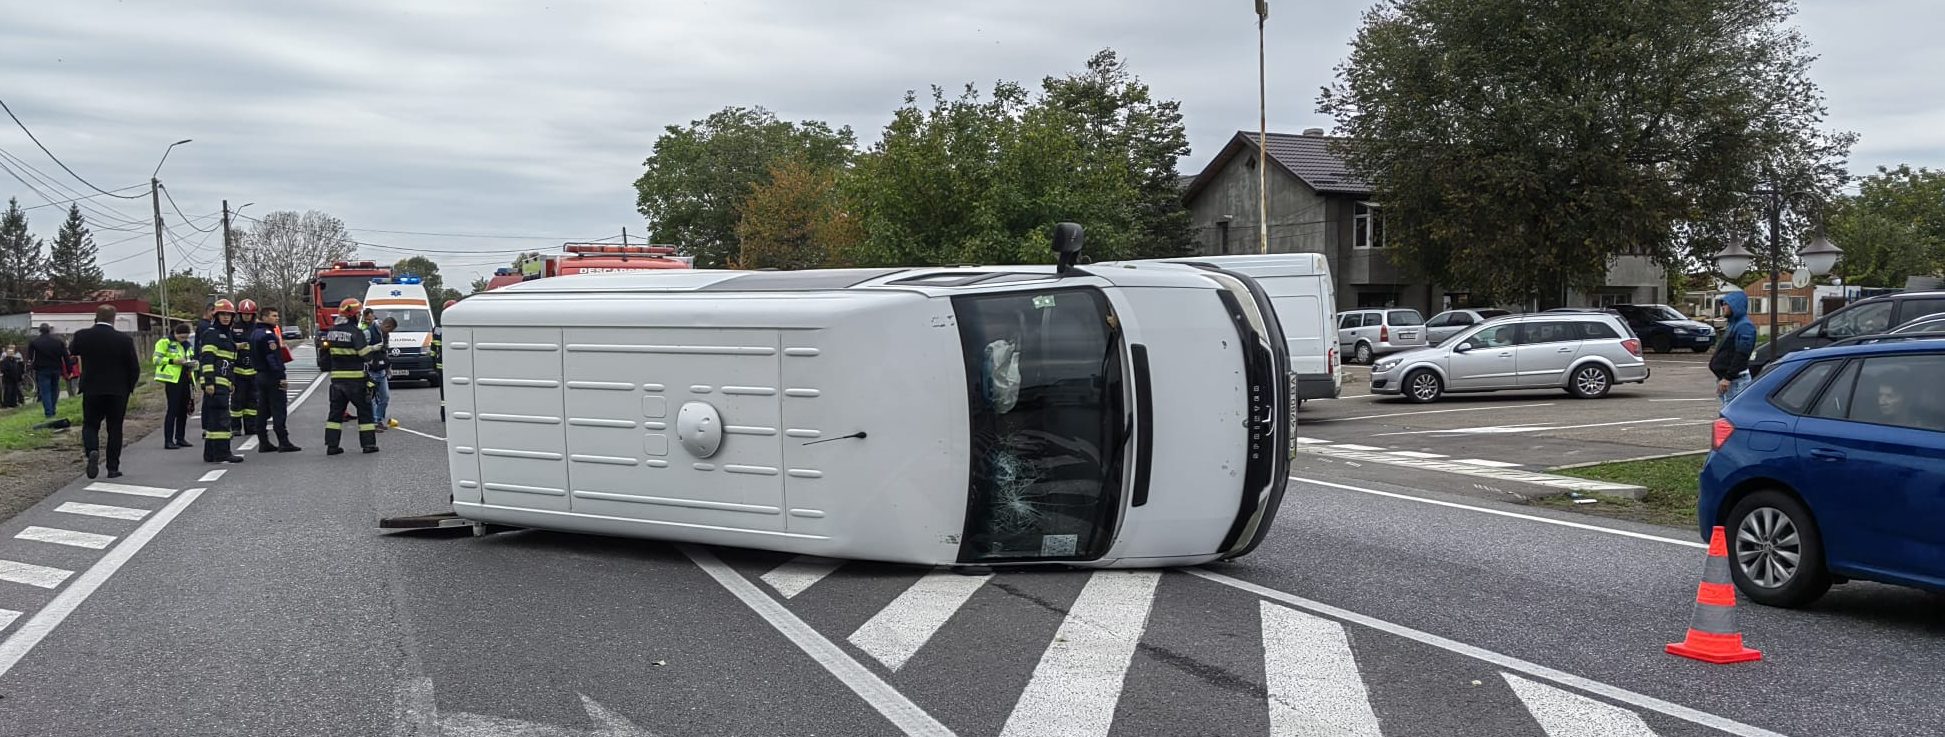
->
[1513,320,1585,386]
[1337,313,1363,348]
[1445,323,1519,390]
[1793,353,1945,583]
[1805,300,1895,353]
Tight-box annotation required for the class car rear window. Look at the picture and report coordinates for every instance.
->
[1770,360,1841,415]
[1387,310,1424,326]
[1850,354,1945,431]
[1478,309,1512,318]
[1576,321,1621,340]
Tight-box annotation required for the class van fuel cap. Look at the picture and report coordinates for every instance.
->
[677,401,724,458]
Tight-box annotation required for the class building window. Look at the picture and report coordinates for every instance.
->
[1354,202,1383,249]
[1357,290,1400,309]
[1789,296,1810,314]
[1592,292,1633,308]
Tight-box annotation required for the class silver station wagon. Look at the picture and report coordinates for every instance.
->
[1369,313,1650,403]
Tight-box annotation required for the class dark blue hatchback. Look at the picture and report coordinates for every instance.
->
[1699,339,1945,607]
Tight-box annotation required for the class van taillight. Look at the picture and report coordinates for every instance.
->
[1623,338,1642,357]
[1711,418,1735,451]
[1328,348,1338,373]
[1381,324,1390,343]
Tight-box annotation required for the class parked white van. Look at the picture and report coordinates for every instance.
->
[1145,254,1340,403]
[442,228,1292,568]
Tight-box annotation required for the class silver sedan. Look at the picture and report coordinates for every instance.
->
[1370,314,1650,403]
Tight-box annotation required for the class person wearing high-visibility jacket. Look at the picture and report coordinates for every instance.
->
[152,322,195,450]
[229,299,261,441]
[435,299,455,422]
[319,298,380,455]
[198,300,246,464]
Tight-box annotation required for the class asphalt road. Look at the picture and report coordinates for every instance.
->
[0,369,1939,736]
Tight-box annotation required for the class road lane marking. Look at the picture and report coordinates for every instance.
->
[849,569,989,671]
[1372,418,1682,437]
[15,526,115,550]
[1453,458,1522,468]
[760,555,845,599]
[1305,403,1556,423]
[198,469,226,482]
[1386,451,1449,459]
[83,482,177,498]
[1549,450,1708,470]
[0,609,16,631]
[1649,398,1718,402]
[1505,673,1663,736]
[1294,437,1332,445]
[1261,601,1383,737]
[393,426,446,442]
[1289,476,1704,549]
[1000,571,1160,737]
[1300,448,1642,493]
[238,437,259,452]
[54,501,148,521]
[0,560,74,589]
[1333,444,1387,451]
[680,545,955,737]
[1190,569,1783,737]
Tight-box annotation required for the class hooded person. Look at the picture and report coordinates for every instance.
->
[1709,290,1759,406]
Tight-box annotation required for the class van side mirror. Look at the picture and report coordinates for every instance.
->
[1052,222,1085,275]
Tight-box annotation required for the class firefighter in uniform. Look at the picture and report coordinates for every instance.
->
[230,299,261,440]
[321,298,380,455]
[198,300,246,464]
[435,299,455,421]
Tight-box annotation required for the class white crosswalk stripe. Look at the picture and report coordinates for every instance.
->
[55,501,149,521]
[1000,571,1160,737]
[848,569,989,671]
[1454,458,1522,468]
[1386,450,1448,459]
[0,608,18,631]
[83,482,177,499]
[760,556,844,599]
[14,526,116,550]
[1261,601,1384,737]
[0,559,75,589]
[1505,673,1663,737]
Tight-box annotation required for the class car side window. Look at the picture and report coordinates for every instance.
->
[1896,298,1945,325]
[1451,313,1475,326]
[1517,321,1575,345]
[1850,354,1945,432]
[1576,321,1621,340]
[1824,302,1894,339]
[1465,325,1517,349]
[1809,360,1860,420]
[1770,360,1841,415]
[1339,314,1359,330]
[1426,313,1451,327]
[1360,314,1378,328]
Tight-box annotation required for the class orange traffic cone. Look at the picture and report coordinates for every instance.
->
[1666,526,1762,664]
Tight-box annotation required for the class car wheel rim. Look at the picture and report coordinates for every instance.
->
[1735,507,1801,589]
[1357,345,1371,363]
[1575,368,1608,395]
[1411,374,1438,400]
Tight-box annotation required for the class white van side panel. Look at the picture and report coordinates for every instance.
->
[444,327,481,504]
[471,328,569,511]
[561,328,786,532]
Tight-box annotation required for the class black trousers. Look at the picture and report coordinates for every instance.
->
[202,388,234,461]
[257,376,291,443]
[232,372,259,435]
[1,378,21,407]
[163,379,193,444]
[325,380,377,450]
[81,393,130,470]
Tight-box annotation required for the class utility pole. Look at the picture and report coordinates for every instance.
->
[152,177,168,325]
[1256,0,1271,255]
[222,199,234,294]
[1767,192,1782,343]
[621,227,629,247]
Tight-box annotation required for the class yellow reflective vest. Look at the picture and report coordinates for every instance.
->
[153,337,191,384]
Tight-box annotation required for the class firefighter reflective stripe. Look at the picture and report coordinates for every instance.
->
[212,378,232,388]
[358,424,378,431]
[329,370,366,380]
[200,346,236,359]
[359,345,380,355]
[329,347,362,356]
[325,422,342,430]
[205,431,233,440]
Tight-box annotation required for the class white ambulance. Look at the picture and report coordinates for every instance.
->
[440,227,1292,567]
[363,278,439,384]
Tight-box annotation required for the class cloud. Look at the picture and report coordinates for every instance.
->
[3,0,1940,289]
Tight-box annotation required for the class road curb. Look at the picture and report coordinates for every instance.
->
[1546,449,1709,471]
[1296,445,1650,500]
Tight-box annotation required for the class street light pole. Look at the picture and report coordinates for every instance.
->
[149,139,192,324]
[1765,191,1783,343]
[222,199,233,294]
[1255,0,1270,255]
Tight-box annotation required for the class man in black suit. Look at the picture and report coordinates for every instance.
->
[68,305,141,479]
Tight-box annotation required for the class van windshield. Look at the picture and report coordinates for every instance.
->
[373,308,435,332]
[953,288,1124,563]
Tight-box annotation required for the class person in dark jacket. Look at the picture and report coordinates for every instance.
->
[26,324,67,418]
[1710,290,1759,406]
[248,306,300,452]
[68,305,141,479]
[230,299,262,441]
[0,344,23,408]
[199,300,246,464]
[153,322,195,449]
[321,299,379,454]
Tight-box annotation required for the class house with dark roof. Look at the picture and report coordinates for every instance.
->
[1181,129,1667,312]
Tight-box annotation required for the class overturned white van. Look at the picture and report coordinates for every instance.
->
[441,233,1291,567]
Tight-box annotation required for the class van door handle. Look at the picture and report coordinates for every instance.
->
[1557,347,1574,353]
[1809,448,1847,462]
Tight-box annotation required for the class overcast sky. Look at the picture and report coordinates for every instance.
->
[3,0,1940,288]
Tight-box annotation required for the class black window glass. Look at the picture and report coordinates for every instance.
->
[1770,360,1841,415]
[1825,302,1895,339]
[1518,321,1579,345]
[1851,355,1945,431]
[1576,321,1621,340]
[1897,298,1945,324]
[1810,360,1860,419]
[1387,310,1425,326]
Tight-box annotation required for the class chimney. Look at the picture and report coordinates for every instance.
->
[1302,127,1326,137]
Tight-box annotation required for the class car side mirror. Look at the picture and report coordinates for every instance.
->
[1452,342,1474,353]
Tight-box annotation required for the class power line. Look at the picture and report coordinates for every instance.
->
[0,146,152,227]
[159,184,219,233]
[16,183,147,210]
[0,97,146,199]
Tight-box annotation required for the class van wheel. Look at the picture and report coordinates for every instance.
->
[1567,365,1612,399]
[1404,370,1443,403]
[1648,334,1673,354]
[1725,490,1832,608]
[1353,342,1373,365]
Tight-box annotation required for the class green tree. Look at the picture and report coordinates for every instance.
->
[0,198,46,312]
[390,256,450,296]
[238,210,357,320]
[469,275,492,293]
[634,106,856,268]
[1825,165,1945,288]
[46,204,103,301]
[1039,49,1193,259]
[734,157,859,270]
[1319,0,1854,304]
[149,269,219,322]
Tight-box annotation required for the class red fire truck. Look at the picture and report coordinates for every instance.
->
[304,260,392,330]
[482,243,692,291]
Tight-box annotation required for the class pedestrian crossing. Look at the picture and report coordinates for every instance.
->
[1294,438,1645,495]
[728,553,1738,737]
[0,483,188,639]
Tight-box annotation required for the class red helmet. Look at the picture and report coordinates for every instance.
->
[443,299,458,309]
[339,298,362,314]
[237,299,259,315]
[212,299,237,314]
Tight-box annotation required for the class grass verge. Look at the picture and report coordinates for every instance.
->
[1539,453,1708,528]
[0,366,165,522]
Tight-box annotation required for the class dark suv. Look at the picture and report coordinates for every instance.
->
[1612,304,1717,353]
[1751,291,1945,374]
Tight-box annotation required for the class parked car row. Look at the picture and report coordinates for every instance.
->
[1368,312,1648,402]
[1750,290,1945,374]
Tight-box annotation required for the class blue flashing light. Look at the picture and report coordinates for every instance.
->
[396,276,422,285]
